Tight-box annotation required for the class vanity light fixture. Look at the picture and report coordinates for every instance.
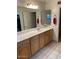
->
[26,3,38,9]
[25,0,38,9]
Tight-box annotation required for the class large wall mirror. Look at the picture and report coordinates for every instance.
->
[17,6,51,32]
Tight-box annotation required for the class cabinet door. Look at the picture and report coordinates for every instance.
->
[49,29,53,42]
[44,30,50,45]
[39,33,45,48]
[31,35,40,55]
[17,39,30,59]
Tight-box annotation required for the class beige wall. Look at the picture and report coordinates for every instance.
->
[45,0,61,42]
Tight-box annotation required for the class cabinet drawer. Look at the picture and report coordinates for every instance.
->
[22,39,30,46]
[17,39,30,47]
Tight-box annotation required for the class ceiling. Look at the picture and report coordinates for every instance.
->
[17,0,48,3]
[37,0,47,2]
[35,0,53,2]
[17,0,47,7]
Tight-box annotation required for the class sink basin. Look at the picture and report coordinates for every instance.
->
[36,24,49,31]
[40,24,49,28]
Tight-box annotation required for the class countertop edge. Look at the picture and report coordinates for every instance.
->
[17,25,53,43]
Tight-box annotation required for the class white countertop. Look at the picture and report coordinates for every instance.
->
[17,25,53,43]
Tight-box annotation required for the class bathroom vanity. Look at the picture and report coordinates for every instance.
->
[17,25,53,59]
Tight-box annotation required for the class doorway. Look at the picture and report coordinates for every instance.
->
[58,8,61,42]
[17,14,21,32]
[30,12,36,28]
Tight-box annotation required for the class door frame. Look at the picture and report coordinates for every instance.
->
[58,7,61,42]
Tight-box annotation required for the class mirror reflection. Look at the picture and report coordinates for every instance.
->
[17,6,51,32]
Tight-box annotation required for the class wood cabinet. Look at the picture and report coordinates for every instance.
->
[17,29,53,59]
[39,33,45,48]
[44,30,50,45]
[17,39,30,59]
[30,35,40,55]
[49,29,53,42]
[44,29,53,45]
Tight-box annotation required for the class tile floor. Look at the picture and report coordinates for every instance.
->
[30,41,61,59]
